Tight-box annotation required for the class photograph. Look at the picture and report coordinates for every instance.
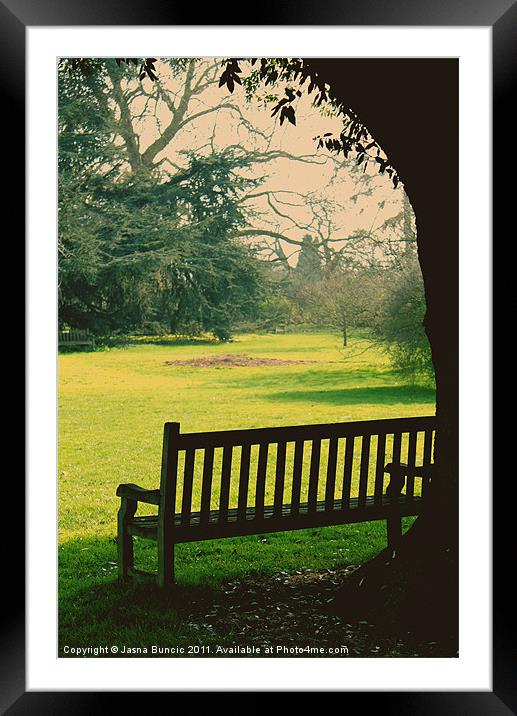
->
[57,55,457,659]
[15,14,500,705]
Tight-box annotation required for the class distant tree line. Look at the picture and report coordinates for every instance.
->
[244,236,433,383]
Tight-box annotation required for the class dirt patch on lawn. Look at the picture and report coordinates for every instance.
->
[164,353,317,368]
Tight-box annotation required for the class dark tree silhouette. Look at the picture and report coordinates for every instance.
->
[219,57,402,188]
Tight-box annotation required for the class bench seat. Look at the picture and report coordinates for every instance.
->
[127,495,424,543]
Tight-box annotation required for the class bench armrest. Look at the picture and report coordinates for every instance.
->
[116,483,161,505]
[384,462,434,479]
[384,462,434,497]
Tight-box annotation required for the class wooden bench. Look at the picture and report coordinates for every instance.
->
[58,329,95,348]
[116,416,436,588]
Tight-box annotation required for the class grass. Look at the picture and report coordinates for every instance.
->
[58,331,435,656]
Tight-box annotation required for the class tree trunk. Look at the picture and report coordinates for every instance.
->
[307,59,459,649]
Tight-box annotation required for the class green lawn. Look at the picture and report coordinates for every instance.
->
[58,331,435,655]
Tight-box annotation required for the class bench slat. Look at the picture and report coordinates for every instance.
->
[200,446,214,524]
[181,449,196,526]
[237,443,251,521]
[219,446,233,523]
[341,436,355,509]
[392,432,402,469]
[406,431,418,500]
[422,429,434,498]
[324,435,338,511]
[387,432,403,502]
[254,443,268,520]
[160,422,179,519]
[273,441,287,518]
[290,440,304,516]
[374,433,387,505]
[308,438,321,513]
[358,434,371,508]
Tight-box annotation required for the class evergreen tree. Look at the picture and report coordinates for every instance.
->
[58,60,263,339]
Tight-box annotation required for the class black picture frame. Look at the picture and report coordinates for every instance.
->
[10,1,504,711]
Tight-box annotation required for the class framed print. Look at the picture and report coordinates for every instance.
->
[8,0,505,710]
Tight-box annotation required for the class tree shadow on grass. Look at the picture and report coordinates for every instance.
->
[59,560,451,659]
[219,366,435,394]
[265,385,436,407]
[58,523,451,657]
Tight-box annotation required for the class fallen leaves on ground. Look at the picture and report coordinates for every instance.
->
[173,565,454,657]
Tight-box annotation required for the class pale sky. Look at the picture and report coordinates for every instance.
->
[117,58,408,266]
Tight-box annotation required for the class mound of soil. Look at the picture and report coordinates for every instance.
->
[164,353,317,368]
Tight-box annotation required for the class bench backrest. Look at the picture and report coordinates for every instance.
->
[159,416,437,526]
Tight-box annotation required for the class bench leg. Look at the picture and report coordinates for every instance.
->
[118,498,137,581]
[157,536,175,589]
[387,515,402,551]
